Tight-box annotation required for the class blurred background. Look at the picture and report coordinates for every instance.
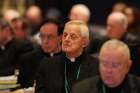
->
[0,0,140,25]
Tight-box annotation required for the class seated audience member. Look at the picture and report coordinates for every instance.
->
[11,18,30,41]
[103,12,140,76]
[91,12,129,57]
[25,5,43,36]
[69,4,90,24]
[69,4,101,54]
[124,6,140,35]
[18,19,62,88]
[112,2,127,13]
[3,9,20,23]
[0,19,33,76]
[35,20,99,93]
[123,6,140,76]
[106,12,128,40]
[25,5,43,45]
[72,39,140,93]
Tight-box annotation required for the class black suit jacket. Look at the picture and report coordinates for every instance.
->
[0,39,33,76]
[18,46,62,88]
[72,75,140,93]
[35,52,99,93]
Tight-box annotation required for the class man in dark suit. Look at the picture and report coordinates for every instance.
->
[0,19,33,76]
[35,20,99,93]
[72,39,140,93]
[69,4,102,54]
[18,19,62,88]
[99,12,140,76]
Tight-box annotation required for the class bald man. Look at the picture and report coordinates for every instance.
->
[106,12,128,39]
[26,5,43,36]
[69,4,90,24]
[26,5,42,25]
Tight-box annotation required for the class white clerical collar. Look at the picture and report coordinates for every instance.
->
[66,55,76,62]
[70,58,75,62]
[50,53,54,57]
[66,54,76,62]
[1,45,5,50]
[65,57,75,62]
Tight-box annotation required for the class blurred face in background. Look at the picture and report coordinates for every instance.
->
[0,27,12,45]
[69,4,90,23]
[0,28,5,44]
[26,6,42,25]
[11,19,28,40]
[107,15,125,39]
[124,7,134,25]
[69,10,88,23]
[112,2,126,13]
[40,23,61,53]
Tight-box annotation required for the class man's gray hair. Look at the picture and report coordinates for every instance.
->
[71,4,90,18]
[108,12,128,29]
[65,20,89,40]
[99,39,130,59]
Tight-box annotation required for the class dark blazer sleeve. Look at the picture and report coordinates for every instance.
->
[72,79,91,93]
[35,55,64,93]
[18,51,39,88]
[128,75,140,93]
[72,76,99,93]
[71,75,99,93]
[35,58,47,93]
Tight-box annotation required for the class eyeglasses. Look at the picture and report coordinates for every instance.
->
[63,32,80,40]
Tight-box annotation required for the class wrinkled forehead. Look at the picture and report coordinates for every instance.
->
[41,23,58,31]
[107,14,126,27]
[107,16,121,25]
[100,48,128,64]
[64,24,81,33]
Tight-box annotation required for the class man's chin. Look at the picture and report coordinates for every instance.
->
[62,47,70,52]
[104,81,118,88]
[63,49,71,53]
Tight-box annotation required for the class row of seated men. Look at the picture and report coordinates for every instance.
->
[0,3,140,93]
[33,20,140,93]
[19,15,140,93]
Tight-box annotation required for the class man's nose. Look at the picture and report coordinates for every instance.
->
[64,35,71,41]
[42,38,49,44]
[106,67,113,73]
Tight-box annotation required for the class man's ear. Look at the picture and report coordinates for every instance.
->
[58,34,62,43]
[128,59,132,68]
[127,59,132,73]
[82,37,89,48]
